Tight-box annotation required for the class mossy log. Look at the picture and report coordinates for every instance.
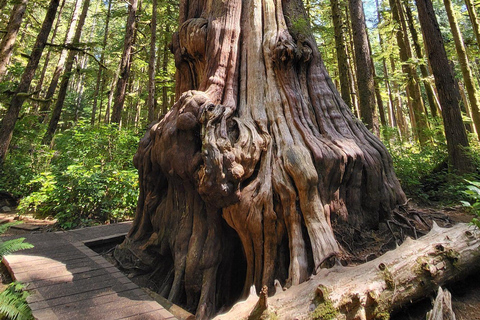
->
[214,223,480,320]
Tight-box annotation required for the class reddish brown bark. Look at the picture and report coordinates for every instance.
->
[0,0,28,81]
[114,0,406,318]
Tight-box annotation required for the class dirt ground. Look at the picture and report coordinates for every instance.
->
[1,207,479,320]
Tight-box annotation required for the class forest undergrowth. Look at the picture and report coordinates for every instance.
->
[0,118,479,230]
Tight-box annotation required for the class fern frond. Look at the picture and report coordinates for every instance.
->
[0,282,33,320]
[0,238,34,258]
[0,222,22,236]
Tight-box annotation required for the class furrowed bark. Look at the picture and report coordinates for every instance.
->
[114,0,406,317]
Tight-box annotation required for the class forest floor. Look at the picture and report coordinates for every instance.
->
[0,206,479,320]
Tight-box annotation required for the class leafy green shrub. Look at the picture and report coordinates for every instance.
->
[0,115,52,198]
[386,137,479,204]
[3,121,141,229]
[460,180,480,228]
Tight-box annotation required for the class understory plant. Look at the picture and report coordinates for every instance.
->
[0,222,34,320]
[460,180,480,228]
[1,119,140,229]
[385,129,480,204]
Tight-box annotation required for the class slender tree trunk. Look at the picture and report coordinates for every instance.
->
[403,0,440,119]
[464,0,480,51]
[444,0,480,140]
[91,0,112,125]
[114,0,407,317]
[416,0,473,173]
[147,0,157,122]
[32,0,66,114]
[73,53,88,122]
[349,0,379,134]
[330,0,353,109]
[160,25,170,116]
[375,0,397,128]
[111,0,138,124]
[344,4,360,117]
[0,0,28,81]
[105,65,120,123]
[39,0,82,121]
[390,0,429,145]
[42,0,90,145]
[0,0,60,164]
[368,38,387,128]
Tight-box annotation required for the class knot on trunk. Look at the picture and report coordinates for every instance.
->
[176,90,210,130]
[196,103,267,208]
[179,18,208,61]
[273,31,312,65]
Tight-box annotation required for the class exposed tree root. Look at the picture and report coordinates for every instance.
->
[214,223,480,320]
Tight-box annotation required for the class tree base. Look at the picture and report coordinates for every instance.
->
[214,222,480,320]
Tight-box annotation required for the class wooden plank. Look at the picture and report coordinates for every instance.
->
[11,224,41,231]
[4,222,176,320]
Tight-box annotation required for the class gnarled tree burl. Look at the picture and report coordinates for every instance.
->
[113,0,406,317]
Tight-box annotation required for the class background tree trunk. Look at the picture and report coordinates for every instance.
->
[39,0,82,122]
[390,0,429,145]
[416,0,473,173]
[32,0,66,114]
[349,0,379,134]
[444,0,480,140]
[0,0,60,164]
[0,0,28,81]
[114,0,407,318]
[110,0,138,125]
[91,0,112,125]
[331,0,353,110]
[403,0,440,119]
[147,0,157,123]
[464,0,480,52]
[42,0,90,145]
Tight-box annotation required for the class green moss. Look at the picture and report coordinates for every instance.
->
[381,267,395,290]
[446,249,459,262]
[289,17,310,36]
[375,311,390,320]
[311,299,338,320]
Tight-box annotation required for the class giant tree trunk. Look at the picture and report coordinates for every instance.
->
[114,0,406,318]
[0,0,60,165]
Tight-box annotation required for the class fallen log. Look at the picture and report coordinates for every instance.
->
[214,223,480,320]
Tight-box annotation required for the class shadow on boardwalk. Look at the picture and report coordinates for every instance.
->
[4,223,177,320]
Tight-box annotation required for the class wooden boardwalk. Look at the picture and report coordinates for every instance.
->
[3,222,177,320]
